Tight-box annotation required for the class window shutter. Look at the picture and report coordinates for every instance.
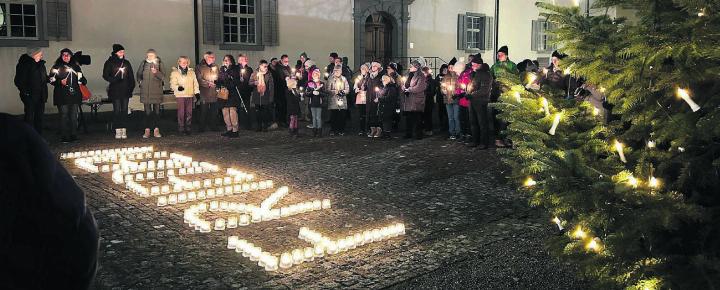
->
[202,0,222,44]
[547,21,557,51]
[483,16,494,51]
[531,20,540,52]
[44,0,71,41]
[457,14,467,50]
[262,0,278,46]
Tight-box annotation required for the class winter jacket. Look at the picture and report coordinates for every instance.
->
[136,58,165,104]
[14,54,49,103]
[305,80,328,108]
[440,71,459,104]
[490,60,519,78]
[425,74,437,107]
[400,72,427,112]
[217,64,242,108]
[468,68,494,105]
[327,75,350,110]
[379,82,400,120]
[0,113,99,290]
[365,72,384,114]
[237,64,253,98]
[49,61,87,106]
[196,60,219,102]
[543,64,566,91]
[353,73,368,105]
[249,70,274,106]
[169,67,200,98]
[273,63,292,102]
[286,88,302,116]
[102,55,135,100]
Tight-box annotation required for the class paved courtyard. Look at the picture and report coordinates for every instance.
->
[47,117,586,289]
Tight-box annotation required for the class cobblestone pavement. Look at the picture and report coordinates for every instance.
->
[48,122,587,289]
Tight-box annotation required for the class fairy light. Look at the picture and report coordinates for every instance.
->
[572,226,587,239]
[549,112,562,135]
[586,238,602,252]
[552,217,564,231]
[540,98,550,116]
[614,140,627,163]
[648,176,660,189]
[523,177,537,187]
[627,175,639,188]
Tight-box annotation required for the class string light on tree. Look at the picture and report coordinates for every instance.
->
[540,98,550,116]
[549,112,562,136]
[627,175,639,188]
[676,88,700,112]
[572,226,587,239]
[552,217,564,231]
[614,140,627,163]
[586,237,602,252]
[648,176,660,189]
[523,177,537,187]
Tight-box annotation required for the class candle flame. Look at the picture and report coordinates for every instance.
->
[572,226,587,239]
[523,177,537,187]
[649,176,660,189]
[627,175,638,188]
[586,238,601,252]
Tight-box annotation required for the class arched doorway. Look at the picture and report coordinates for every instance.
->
[364,12,394,64]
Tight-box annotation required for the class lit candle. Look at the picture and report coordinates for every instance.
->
[214,218,226,231]
[614,141,627,163]
[552,217,564,231]
[627,175,639,188]
[238,214,250,226]
[292,249,304,264]
[313,244,325,258]
[648,176,660,189]
[279,252,293,269]
[676,88,700,112]
[572,226,587,239]
[157,196,168,207]
[326,241,338,255]
[540,98,550,116]
[227,236,238,249]
[321,199,331,209]
[548,112,562,136]
[227,216,238,228]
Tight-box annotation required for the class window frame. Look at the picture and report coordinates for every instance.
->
[0,0,47,47]
[220,0,263,50]
[533,18,557,53]
[463,13,485,52]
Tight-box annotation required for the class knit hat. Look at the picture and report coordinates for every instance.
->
[300,52,308,59]
[386,62,398,72]
[448,57,457,66]
[60,48,73,56]
[552,50,567,59]
[112,44,125,54]
[497,45,509,55]
[26,47,42,57]
[471,53,483,64]
[329,52,338,58]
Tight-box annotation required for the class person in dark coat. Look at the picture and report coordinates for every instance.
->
[50,48,87,143]
[325,52,339,79]
[379,75,400,138]
[249,60,275,132]
[305,69,328,137]
[467,55,494,149]
[365,62,384,137]
[196,52,220,132]
[217,55,241,138]
[102,44,135,139]
[385,62,402,130]
[401,59,428,140]
[285,78,302,136]
[236,54,253,130]
[14,47,49,134]
[435,63,450,132]
[0,113,99,290]
[272,55,292,128]
[421,66,437,136]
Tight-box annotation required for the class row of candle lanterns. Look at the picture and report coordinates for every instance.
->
[60,146,154,160]
[226,222,406,271]
[153,180,273,205]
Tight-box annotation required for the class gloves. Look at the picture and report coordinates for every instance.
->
[178,86,185,92]
[194,93,201,100]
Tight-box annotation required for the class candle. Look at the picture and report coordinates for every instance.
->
[279,252,293,269]
[552,217,564,231]
[227,216,238,228]
[227,236,238,249]
[540,98,550,116]
[239,214,250,226]
[614,141,627,163]
[313,244,325,258]
[676,88,700,112]
[648,176,660,189]
[292,249,304,264]
[214,218,226,231]
[321,199,331,209]
[548,112,562,135]
[157,196,167,207]
[326,241,338,255]
[572,226,587,239]
[647,140,656,148]
[627,175,639,188]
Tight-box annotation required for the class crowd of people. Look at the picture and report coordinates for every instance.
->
[14,44,585,149]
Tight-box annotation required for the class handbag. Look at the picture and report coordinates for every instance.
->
[217,87,230,100]
[79,84,92,101]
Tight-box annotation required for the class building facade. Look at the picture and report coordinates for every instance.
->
[0,0,629,114]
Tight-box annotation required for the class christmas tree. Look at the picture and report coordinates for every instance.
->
[494,1,719,288]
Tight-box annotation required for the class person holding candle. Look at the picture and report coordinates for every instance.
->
[14,48,48,135]
[237,54,254,130]
[385,62,402,131]
[305,69,328,137]
[400,59,428,140]
[327,65,350,136]
[440,59,461,140]
[217,55,242,138]
[170,56,201,135]
[456,59,474,143]
[378,74,400,138]
[102,44,135,139]
[467,55,494,149]
[50,48,87,143]
[136,49,165,138]
[435,63,449,133]
[421,66,437,136]
[365,62,384,138]
[353,63,370,136]
[272,55,292,128]
[303,59,319,125]
[196,51,220,132]
[249,60,275,132]
[285,77,302,136]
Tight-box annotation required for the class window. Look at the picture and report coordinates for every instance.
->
[532,19,557,52]
[457,13,494,52]
[222,0,256,44]
[0,1,38,39]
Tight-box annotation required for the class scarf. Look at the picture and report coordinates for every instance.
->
[178,66,188,75]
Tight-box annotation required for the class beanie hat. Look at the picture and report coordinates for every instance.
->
[471,53,483,64]
[300,52,308,59]
[498,45,509,55]
[386,62,398,72]
[112,44,125,54]
[552,50,567,59]
[26,47,42,57]
[448,57,457,66]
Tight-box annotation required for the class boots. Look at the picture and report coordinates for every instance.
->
[154,128,162,138]
[115,128,122,139]
[143,128,151,139]
[373,127,382,138]
[367,127,375,138]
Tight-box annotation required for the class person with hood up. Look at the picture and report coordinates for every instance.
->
[400,59,428,140]
[326,65,350,136]
[169,56,200,135]
[196,51,220,132]
[249,60,275,132]
[50,48,87,143]
[14,47,48,134]
[102,44,135,139]
[136,49,165,138]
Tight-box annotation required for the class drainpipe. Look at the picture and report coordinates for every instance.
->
[193,0,200,65]
[494,0,499,62]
